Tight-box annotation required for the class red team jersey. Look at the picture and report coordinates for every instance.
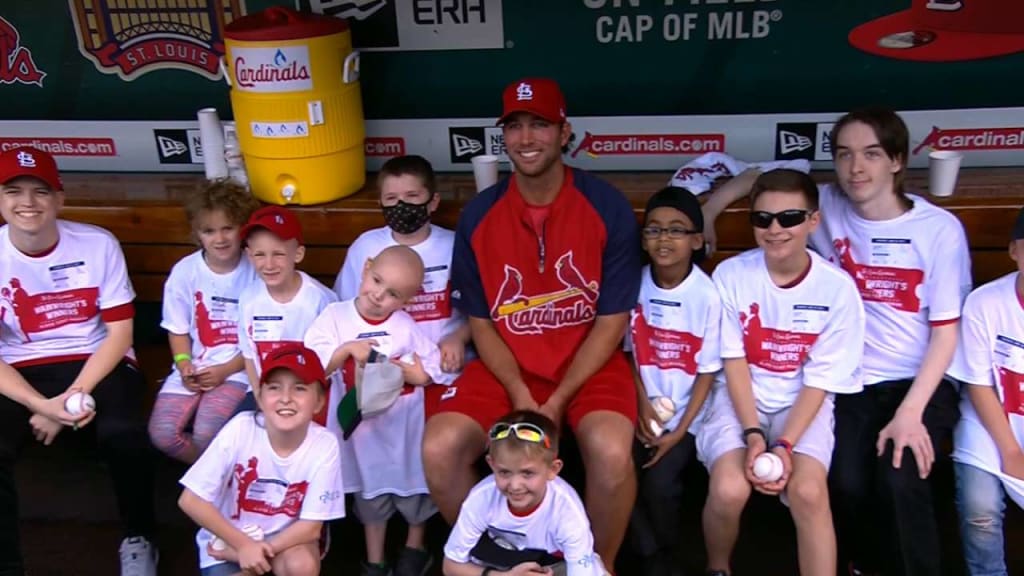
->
[452,167,640,382]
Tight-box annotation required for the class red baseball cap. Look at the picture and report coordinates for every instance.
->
[497,78,567,125]
[849,0,1024,61]
[0,147,63,191]
[260,344,327,389]
[241,205,304,244]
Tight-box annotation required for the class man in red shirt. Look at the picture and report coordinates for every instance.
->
[423,78,641,569]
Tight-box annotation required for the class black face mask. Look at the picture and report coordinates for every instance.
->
[382,198,432,235]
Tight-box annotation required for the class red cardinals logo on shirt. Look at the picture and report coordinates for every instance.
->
[0,278,99,342]
[231,456,309,519]
[404,283,452,322]
[999,365,1024,417]
[631,304,702,374]
[194,291,239,358]
[833,238,924,312]
[490,251,599,335]
[740,303,818,373]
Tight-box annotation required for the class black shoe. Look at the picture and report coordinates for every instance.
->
[394,547,433,576]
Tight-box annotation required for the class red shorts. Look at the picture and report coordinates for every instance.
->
[425,351,637,433]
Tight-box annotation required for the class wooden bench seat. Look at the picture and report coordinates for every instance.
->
[55,167,1024,303]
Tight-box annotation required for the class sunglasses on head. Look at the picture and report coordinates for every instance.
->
[750,209,813,229]
[488,422,551,449]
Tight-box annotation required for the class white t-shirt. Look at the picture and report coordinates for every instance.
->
[333,225,465,346]
[237,271,336,379]
[0,220,136,365]
[159,250,258,395]
[811,184,971,384]
[304,298,448,497]
[444,475,604,576]
[713,249,866,413]
[179,413,345,569]
[949,272,1024,508]
[625,265,722,433]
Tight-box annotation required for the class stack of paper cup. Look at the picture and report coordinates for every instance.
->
[471,154,499,192]
[928,150,963,197]
[197,108,228,180]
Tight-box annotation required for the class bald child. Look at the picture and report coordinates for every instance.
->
[305,243,451,576]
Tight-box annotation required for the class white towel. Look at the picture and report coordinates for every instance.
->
[668,152,812,195]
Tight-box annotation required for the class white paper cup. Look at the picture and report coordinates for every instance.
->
[197,107,228,180]
[928,150,963,197]
[471,154,499,192]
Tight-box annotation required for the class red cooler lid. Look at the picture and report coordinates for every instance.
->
[225,6,348,42]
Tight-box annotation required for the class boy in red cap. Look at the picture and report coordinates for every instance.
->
[178,343,345,576]
[0,147,159,575]
[235,206,336,415]
[423,77,642,570]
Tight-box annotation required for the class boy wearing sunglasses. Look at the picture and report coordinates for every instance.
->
[626,186,721,575]
[442,410,608,576]
[700,169,865,576]
[701,110,970,575]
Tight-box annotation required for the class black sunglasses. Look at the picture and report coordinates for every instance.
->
[750,209,813,229]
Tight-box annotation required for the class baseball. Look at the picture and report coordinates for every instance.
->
[652,396,676,423]
[210,524,263,551]
[63,392,96,416]
[753,452,784,482]
[648,418,664,437]
[242,523,264,541]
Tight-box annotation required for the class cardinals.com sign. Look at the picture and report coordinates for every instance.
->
[297,0,505,51]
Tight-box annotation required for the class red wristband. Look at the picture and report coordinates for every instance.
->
[770,438,794,454]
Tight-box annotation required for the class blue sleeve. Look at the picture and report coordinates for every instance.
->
[583,174,641,315]
[451,189,502,319]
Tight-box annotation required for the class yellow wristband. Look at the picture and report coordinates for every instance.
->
[173,353,192,363]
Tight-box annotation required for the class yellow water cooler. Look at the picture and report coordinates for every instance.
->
[224,6,364,205]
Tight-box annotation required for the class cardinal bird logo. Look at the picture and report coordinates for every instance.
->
[490,251,599,335]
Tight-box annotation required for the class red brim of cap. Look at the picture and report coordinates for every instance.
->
[240,222,299,243]
[3,172,62,191]
[496,106,562,126]
[239,222,267,241]
[261,365,327,390]
[849,9,1024,62]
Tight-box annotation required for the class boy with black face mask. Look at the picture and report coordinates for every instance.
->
[334,155,470,378]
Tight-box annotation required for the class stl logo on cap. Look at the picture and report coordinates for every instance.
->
[498,77,567,125]
[16,151,36,168]
[275,214,284,225]
[516,82,534,101]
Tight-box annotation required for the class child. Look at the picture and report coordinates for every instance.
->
[704,109,971,575]
[306,245,452,576]
[0,147,158,574]
[334,155,470,374]
[178,343,345,576]
[700,169,865,576]
[625,186,721,575]
[148,179,260,463]
[442,410,607,576]
[237,205,337,416]
[949,207,1024,576]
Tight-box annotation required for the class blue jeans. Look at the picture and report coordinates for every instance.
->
[954,462,1008,576]
[200,561,241,576]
